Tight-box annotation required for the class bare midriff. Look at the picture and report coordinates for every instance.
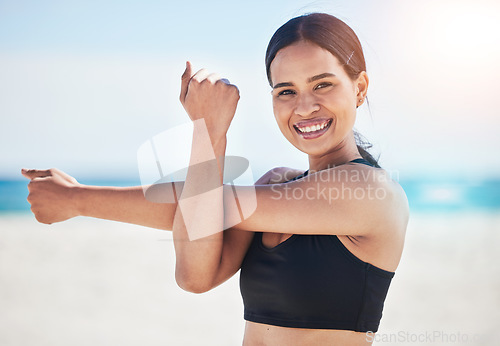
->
[243,321,373,346]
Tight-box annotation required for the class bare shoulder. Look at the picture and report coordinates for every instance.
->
[255,166,305,185]
[356,163,409,235]
[375,166,409,233]
[335,164,409,271]
[335,162,409,234]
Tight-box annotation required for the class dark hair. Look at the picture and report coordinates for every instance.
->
[265,13,380,168]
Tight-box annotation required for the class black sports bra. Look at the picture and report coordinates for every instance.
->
[239,158,394,332]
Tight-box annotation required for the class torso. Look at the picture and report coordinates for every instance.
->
[242,161,407,345]
[243,231,403,346]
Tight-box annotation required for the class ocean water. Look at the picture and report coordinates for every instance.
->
[1,178,500,213]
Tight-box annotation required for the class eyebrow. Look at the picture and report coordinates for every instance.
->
[272,73,336,89]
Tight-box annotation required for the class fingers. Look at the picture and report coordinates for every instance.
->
[196,72,231,86]
[21,168,53,180]
[180,61,193,103]
[180,63,222,102]
[26,176,51,195]
[191,68,210,84]
[192,71,239,94]
[206,73,222,84]
[181,61,236,94]
[213,75,239,94]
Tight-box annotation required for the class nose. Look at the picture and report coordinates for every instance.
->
[294,92,320,117]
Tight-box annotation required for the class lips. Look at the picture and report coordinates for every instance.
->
[293,118,333,140]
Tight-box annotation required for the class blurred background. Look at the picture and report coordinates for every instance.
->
[1,0,499,345]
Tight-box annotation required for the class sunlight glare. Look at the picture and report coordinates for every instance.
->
[418,1,500,66]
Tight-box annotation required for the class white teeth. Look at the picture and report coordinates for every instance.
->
[297,120,329,133]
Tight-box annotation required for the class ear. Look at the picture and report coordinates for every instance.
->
[355,71,369,99]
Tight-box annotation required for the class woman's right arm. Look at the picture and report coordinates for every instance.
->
[22,168,176,230]
[21,166,303,231]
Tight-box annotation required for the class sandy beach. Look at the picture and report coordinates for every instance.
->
[1,212,499,345]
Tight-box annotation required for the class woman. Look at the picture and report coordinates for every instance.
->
[23,13,409,345]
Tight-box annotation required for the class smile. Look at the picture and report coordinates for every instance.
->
[293,118,333,139]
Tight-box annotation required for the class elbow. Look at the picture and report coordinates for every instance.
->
[175,270,213,294]
[176,279,213,294]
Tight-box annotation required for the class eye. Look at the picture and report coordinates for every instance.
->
[314,82,333,90]
[278,89,296,96]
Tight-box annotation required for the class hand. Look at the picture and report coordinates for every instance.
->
[21,168,82,224]
[179,61,240,141]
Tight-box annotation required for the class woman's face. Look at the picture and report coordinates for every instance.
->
[269,40,367,158]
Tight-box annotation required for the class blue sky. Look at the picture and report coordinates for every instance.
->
[1,0,500,181]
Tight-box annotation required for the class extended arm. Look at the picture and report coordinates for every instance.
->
[21,165,303,231]
[22,168,176,230]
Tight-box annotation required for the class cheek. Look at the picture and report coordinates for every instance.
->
[272,101,290,126]
[322,90,357,115]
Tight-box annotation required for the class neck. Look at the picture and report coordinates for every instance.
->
[307,132,362,173]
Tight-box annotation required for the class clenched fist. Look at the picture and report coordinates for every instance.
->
[179,61,240,141]
[21,168,81,224]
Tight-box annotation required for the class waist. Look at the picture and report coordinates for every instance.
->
[243,321,373,346]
